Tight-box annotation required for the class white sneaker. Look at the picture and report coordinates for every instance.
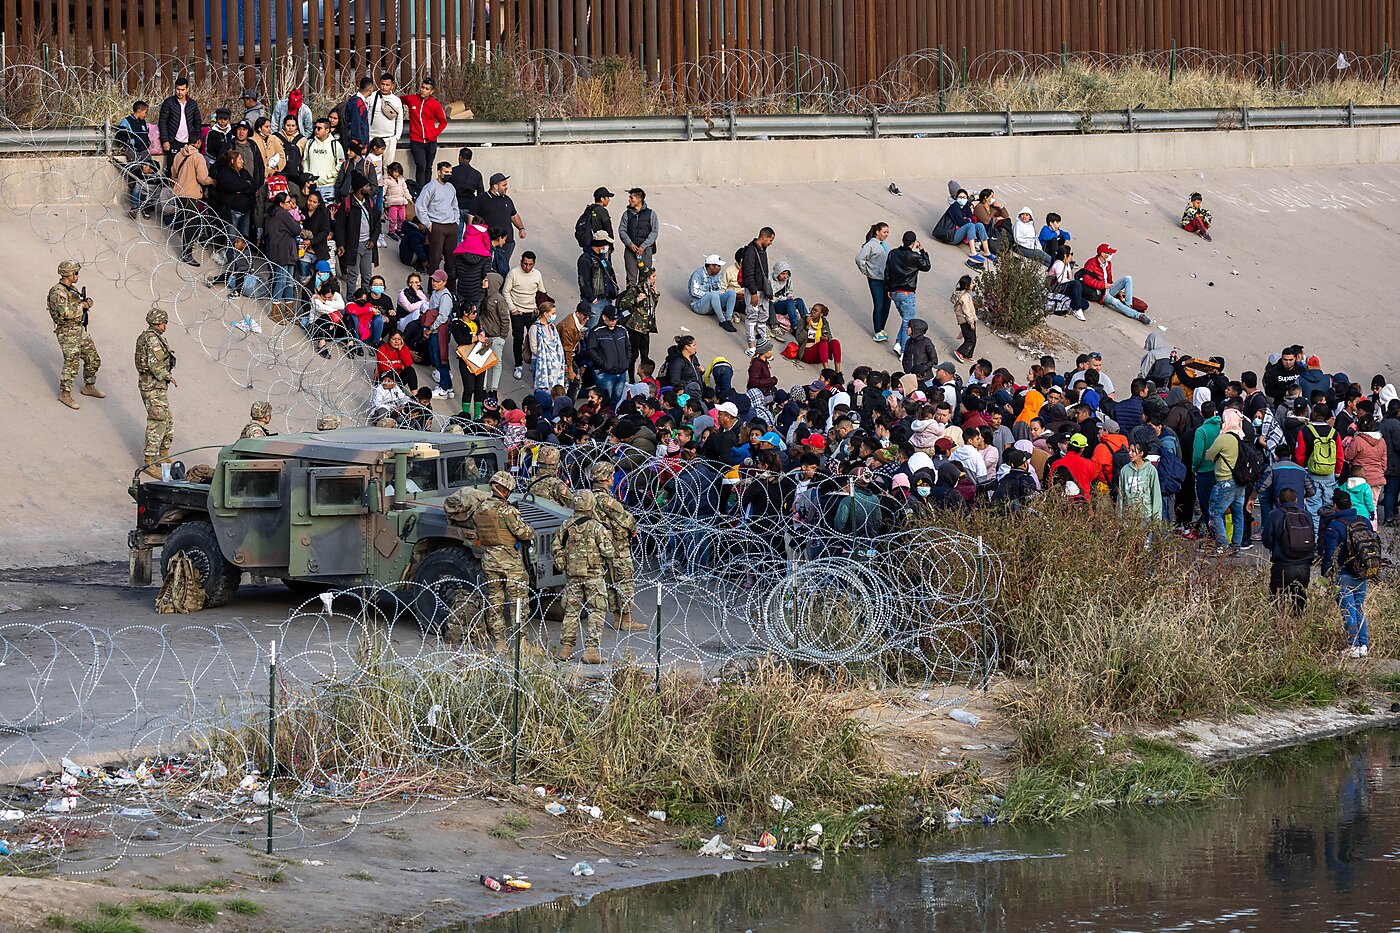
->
[447,390,455,399]
[1345,646,1365,659]
[513,366,523,380]
[1073,309,1086,321]
[432,387,450,398]
[430,369,440,384]
[893,343,903,357]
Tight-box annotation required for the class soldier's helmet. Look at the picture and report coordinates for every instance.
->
[250,401,273,420]
[534,444,560,467]
[444,423,466,435]
[589,461,614,482]
[489,470,516,491]
[146,307,169,325]
[57,260,81,276]
[573,489,595,512]
[315,414,341,430]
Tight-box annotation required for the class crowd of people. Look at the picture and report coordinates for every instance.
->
[108,75,1385,660]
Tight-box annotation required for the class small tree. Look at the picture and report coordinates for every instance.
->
[973,253,1049,335]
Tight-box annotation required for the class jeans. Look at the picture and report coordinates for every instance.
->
[408,141,437,186]
[1307,473,1337,533]
[710,362,733,396]
[773,297,808,335]
[952,222,988,246]
[595,371,627,409]
[1209,478,1246,547]
[1338,572,1369,647]
[228,209,251,241]
[1102,276,1138,318]
[1014,244,1054,266]
[956,322,976,358]
[1383,474,1400,523]
[691,291,736,322]
[364,314,385,345]
[586,299,614,332]
[1195,472,1217,527]
[483,336,506,394]
[1057,280,1089,312]
[271,263,297,302]
[427,328,452,389]
[456,208,472,249]
[890,290,917,347]
[1162,493,1176,523]
[868,278,891,333]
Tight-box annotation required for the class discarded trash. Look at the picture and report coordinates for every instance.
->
[888,183,902,196]
[0,840,8,855]
[576,804,602,820]
[1208,281,1215,286]
[806,823,823,838]
[1230,269,1240,276]
[810,858,823,871]
[571,861,595,877]
[948,708,981,727]
[117,807,154,818]
[715,815,726,828]
[0,810,25,821]
[544,802,567,816]
[342,815,358,825]
[479,874,503,891]
[137,827,160,841]
[251,791,270,807]
[43,796,77,813]
[1158,325,1169,331]
[301,859,324,866]
[534,787,548,798]
[617,860,639,868]
[646,810,666,822]
[757,830,777,849]
[697,835,734,858]
[1189,273,1197,278]
[944,808,972,825]
[961,744,987,751]
[768,795,793,814]
[502,875,532,890]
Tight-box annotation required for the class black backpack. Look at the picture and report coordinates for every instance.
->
[1343,519,1384,579]
[573,206,596,249]
[1279,509,1316,560]
[1232,440,1267,486]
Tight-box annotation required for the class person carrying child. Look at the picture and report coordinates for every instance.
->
[1181,192,1213,241]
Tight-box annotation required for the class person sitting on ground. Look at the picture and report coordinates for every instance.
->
[688,253,737,327]
[972,188,1012,244]
[1080,243,1152,325]
[344,287,385,346]
[376,330,419,391]
[370,370,410,421]
[1011,207,1053,266]
[1038,212,1072,261]
[769,261,807,337]
[796,303,842,376]
[747,339,779,406]
[1047,246,1089,321]
[931,188,993,267]
[1181,192,1213,242]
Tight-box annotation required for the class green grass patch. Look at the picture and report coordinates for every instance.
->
[44,915,68,929]
[487,812,532,840]
[127,898,219,924]
[344,870,374,882]
[1376,673,1400,694]
[147,879,234,895]
[222,897,262,916]
[75,915,145,933]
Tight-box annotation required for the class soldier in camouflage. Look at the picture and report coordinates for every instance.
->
[316,415,341,430]
[134,307,178,479]
[49,260,103,410]
[241,401,276,438]
[474,471,535,650]
[525,444,574,508]
[589,461,647,632]
[555,489,614,664]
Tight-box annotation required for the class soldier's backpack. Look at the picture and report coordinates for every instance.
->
[1343,518,1384,579]
[442,486,490,527]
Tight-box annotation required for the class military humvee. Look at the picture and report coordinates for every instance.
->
[129,428,571,626]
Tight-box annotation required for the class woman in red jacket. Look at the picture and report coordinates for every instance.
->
[344,288,385,346]
[376,330,419,390]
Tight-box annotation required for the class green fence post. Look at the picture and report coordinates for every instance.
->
[1169,39,1176,85]
[1384,44,1392,97]
[1060,41,1066,73]
[936,43,944,112]
[654,585,663,694]
[793,45,800,112]
[265,640,277,855]
[509,597,522,785]
[961,46,968,87]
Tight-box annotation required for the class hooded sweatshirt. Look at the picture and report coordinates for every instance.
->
[901,319,938,381]
[1139,333,1173,380]
[770,261,796,302]
[1011,208,1038,250]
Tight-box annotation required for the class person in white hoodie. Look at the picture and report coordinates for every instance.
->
[370,369,410,420]
[367,73,405,178]
[855,222,892,342]
[1011,207,1053,266]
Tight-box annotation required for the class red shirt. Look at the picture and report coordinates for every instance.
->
[402,94,448,144]
[376,342,412,375]
[345,301,378,341]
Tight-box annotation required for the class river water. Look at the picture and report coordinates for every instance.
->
[459,728,1400,932]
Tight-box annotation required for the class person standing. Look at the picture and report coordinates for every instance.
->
[367,73,404,175]
[302,120,344,203]
[1321,487,1379,658]
[169,143,212,267]
[503,251,545,379]
[1204,408,1246,554]
[883,230,931,357]
[578,230,619,330]
[951,274,977,363]
[528,297,565,394]
[271,88,314,139]
[135,307,177,479]
[157,76,201,176]
[618,267,660,382]
[264,192,303,317]
[346,77,374,151]
[585,307,631,409]
[1116,442,1162,525]
[472,471,535,652]
[334,171,380,296]
[554,488,614,664]
[739,227,775,357]
[401,78,449,185]
[48,260,103,410]
[470,173,525,275]
[414,161,460,279]
[855,222,892,341]
[577,187,614,250]
[449,148,484,243]
[1261,487,1314,616]
[590,461,647,633]
[617,187,658,288]
[477,270,512,401]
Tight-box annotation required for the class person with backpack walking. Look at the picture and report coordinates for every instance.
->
[1261,487,1315,616]
[1321,487,1382,657]
[1295,404,1345,533]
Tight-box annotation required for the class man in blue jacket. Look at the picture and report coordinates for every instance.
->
[1261,488,1313,616]
[1320,488,1371,658]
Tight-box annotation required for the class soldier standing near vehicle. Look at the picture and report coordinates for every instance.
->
[49,260,104,410]
[526,444,574,508]
[475,471,535,650]
[555,489,613,663]
[241,401,276,438]
[590,461,647,632]
[135,307,177,478]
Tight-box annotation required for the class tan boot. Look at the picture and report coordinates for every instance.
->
[158,447,171,465]
[618,612,649,633]
[141,464,162,480]
[58,390,79,410]
[579,646,604,665]
[80,384,106,399]
[555,640,575,661]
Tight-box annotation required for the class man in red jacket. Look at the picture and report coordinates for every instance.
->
[402,78,449,187]
[1052,433,1100,504]
[1080,243,1152,326]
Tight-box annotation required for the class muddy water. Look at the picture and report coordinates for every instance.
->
[458,728,1400,932]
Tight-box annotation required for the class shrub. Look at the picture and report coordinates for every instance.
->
[973,253,1048,334]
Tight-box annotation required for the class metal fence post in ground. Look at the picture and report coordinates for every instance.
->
[266,640,277,854]
[793,45,800,112]
[1169,40,1176,85]
[977,537,990,691]
[510,597,522,785]
[1385,45,1393,97]
[654,584,663,694]
[936,44,944,112]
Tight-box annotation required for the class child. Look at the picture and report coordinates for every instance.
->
[366,138,387,232]
[1343,462,1377,527]
[1037,212,1071,261]
[382,162,411,239]
[637,359,661,399]
[1181,192,1213,241]
[296,229,314,279]
[208,235,254,296]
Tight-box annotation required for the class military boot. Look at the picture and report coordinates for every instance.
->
[58,390,79,410]
[579,645,605,665]
[158,447,171,465]
[80,384,106,399]
[141,464,162,479]
[556,640,575,661]
[617,611,649,633]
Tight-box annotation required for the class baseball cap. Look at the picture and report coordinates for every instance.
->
[489,172,509,185]
[240,88,257,99]
[592,230,613,243]
[1307,355,1321,368]
[314,259,332,273]
[421,76,436,87]
[600,305,618,321]
[716,402,739,418]
[1097,243,1116,255]
[799,434,826,450]
[431,270,448,283]
[1068,433,1089,449]
[704,254,722,265]
[934,437,955,454]
[593,186,615,199]
[936,361,956,375]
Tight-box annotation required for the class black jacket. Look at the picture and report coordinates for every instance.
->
[454,252,490,311]
[1261,504,1313,567]
[204,124,234,163]
[663,348,702,390]
[577,249,618,302]
[449,164,483,205]
[276,132,304,179]
[213,164,256,213]
[157,95,202,150]
[740,239,771,298]
[901,319,938,379]
[264,205,303,265]
[884,245,931,292]
[332,194,382,262]
[303,205,332,261]
[585,323,631,375]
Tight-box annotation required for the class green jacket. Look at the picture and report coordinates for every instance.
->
[1191,415,1222,474]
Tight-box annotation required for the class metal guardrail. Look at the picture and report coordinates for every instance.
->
[4,105,1399,156]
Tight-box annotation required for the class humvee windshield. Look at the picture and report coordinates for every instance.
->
[446,454,496,487]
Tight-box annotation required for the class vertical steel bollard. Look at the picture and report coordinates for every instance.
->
[654,584,663,694]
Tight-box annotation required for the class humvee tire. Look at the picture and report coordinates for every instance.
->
[162,520,241,608]
[411,546,485,634]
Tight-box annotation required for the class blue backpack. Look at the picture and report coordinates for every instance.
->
[1156,449,1188,496]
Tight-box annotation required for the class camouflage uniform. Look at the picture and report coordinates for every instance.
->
[525,444,575,508]
[241,401,274,439]
[590,461,643,629]
[48,272,101,395]
[134,308,176,467]
[556,489,614,657]
[473,472,535,642]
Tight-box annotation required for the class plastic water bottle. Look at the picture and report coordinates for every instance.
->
[161,462,172,482]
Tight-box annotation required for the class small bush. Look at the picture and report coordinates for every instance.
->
[222,897,262,916]
[973,253,1048,334]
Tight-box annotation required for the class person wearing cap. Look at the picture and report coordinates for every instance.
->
[134,307,176,476]
[578,229,619,330]
[469,173,524,275]
[585,306,632,409]
[617,187,658,288]
[576,187,614,251]
[1051,432,1098,503]
[992,447,1039,511]
[688,254,736,327]
[1081,243,1152,325]
[703,401,742,464]
[424,269,455,397]
[238,88,265,127]
[204,107,235,164]
[157,76,201,176]
[333,169,381,295]
[461,471,535,652]
[1011,207,1053,266]
[48,262,105,410]
[401,79,448,185]
[303,119,344,203]
[367,73,404,175]
[415,160,460,279]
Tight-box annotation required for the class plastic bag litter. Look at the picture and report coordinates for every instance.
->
[544,802,567,816]
[646,810,666,822]
[948,708,981,727]
[768,794,793,814]
[570,861,595,876]
[696,835,734,858]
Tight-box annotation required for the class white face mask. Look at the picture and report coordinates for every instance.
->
[956,197,968,206]
[916,486,932,497]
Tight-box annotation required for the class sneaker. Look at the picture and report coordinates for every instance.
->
[743,346,756,357]
[513,366,523,380]
[1073,309,1086,321]
[1138,313,1153,325]
[1345,646,1365,659]
[430,369,440,384]
[719,320,737,333]
[447,390,455,399]
[1238,542,1254,551]
[180,254,200,267]
[387,231,400,241]
[954,351,972,364]
[432,387,450,398]
[873,331,888,343]
[1200,231,1213,242]
[893,343,903,357]
[985,253,998,264]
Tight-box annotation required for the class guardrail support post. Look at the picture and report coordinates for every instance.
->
[727,108,736,141]
[685,111,694,141]
[1348,100,1356,128]
[531,114,541,145]
[103,121,112,157]
[870,108,880,139]
[1241,104,1250,131]
[1126,107,1135,133]
[1005,110,1013,136]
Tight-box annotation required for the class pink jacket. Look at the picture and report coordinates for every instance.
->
[454,222,491,256]
[1346,432,1388,487]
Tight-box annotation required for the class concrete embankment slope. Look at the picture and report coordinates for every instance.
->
[0,127,1398,568]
